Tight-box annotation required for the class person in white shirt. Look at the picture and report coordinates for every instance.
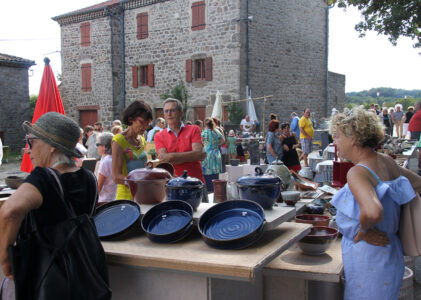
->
[96,132,117,203]
[147,117,165,142]
[240,115,255,133]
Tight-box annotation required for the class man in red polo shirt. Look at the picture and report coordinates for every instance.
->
[154,98,206,183]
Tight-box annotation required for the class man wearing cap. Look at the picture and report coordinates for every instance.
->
[154,98,206,183]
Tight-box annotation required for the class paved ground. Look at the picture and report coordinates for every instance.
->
[1,159,421,297]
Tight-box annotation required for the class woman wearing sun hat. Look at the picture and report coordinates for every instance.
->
[0,112,107,297]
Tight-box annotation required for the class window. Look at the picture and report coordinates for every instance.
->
[137,13,149,39]
[80,22,90,47]
[186,57,212,82]
[132,64,154,88]
[81,63,92,92]
[191,1,205,31]
[195,59,205,80]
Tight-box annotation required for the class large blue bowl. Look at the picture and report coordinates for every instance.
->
[94,200,141,239]
[198,200,266,249]
[141,200,194,243]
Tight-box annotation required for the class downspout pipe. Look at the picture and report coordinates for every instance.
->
[325,4,334,117]
[245,0,249,96]
[105,5,126,115]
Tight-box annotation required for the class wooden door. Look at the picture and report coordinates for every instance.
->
[80,110,98,129]
[194,106,206,122]
[155,108,164,119]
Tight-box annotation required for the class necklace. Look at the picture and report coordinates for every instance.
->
[51,160,75,168]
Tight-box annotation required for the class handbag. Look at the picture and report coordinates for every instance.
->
[8,168,112,300]
[399,193,421,256]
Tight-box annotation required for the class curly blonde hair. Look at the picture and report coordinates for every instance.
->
[329,108,385,148]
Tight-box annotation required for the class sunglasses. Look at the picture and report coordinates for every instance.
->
[25,135,39,149]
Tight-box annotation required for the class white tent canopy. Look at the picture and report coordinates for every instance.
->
[211,90,223,120]
[246,96,258,123]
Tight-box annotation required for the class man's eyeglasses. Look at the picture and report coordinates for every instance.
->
[164,108,178,114]
[25,135,39,149]
[96,143,103,147]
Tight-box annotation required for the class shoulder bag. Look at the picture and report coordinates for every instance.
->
[8,168,111,300]
[400,193,421,256]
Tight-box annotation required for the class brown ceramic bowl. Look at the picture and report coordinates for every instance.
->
[5,176,25,189]
[295,214,330,226]
[297,226,338,255]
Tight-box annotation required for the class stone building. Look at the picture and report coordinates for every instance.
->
[0,53,34,151]
[53,0,345,128]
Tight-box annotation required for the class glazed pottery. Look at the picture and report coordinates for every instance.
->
[295,214,330,227]
[166,170,204,210]
[297,226,338,255]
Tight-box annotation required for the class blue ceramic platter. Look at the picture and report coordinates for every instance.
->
[203,208,262,241]
[147,209,191,235]
[94,200,141,238]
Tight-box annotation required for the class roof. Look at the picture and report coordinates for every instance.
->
[52,0,169,25]
[0,53,35,68]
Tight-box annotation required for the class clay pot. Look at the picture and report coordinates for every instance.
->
[212,179,227,203]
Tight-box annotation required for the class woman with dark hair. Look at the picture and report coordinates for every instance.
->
[381,108,392,136]
[280,123,301,172]
[265,120,283,164]
[97,132,117,203]
[112,100,153,200]
[201,118,224,192]
[83,125,94,148]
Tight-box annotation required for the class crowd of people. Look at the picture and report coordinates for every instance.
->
[1,99,421,299]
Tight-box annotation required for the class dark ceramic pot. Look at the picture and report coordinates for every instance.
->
[141,200,194,243]
[236,167,282,210]
[295,214,330,227]
[198,200,266,249]
[166,170,204,210]
[297,226,338,255]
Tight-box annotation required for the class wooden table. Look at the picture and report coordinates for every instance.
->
[103,222,311,300]
[262,239,344,300]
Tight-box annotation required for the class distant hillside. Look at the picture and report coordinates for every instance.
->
[346,88,421,109]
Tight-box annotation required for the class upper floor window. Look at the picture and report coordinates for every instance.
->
[195,59,205,80]
[132,64,154,88]
[137,12,149,39]
[81,63,92,92]
[80,22,91,47]
[191,1,205,31]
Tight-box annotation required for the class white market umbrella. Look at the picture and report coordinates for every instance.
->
[247,96,258,123]
[211,90,223,120]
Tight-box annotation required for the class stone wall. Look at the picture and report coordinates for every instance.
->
[0,66,30,151]
[328,71,345,113]
[247,0,329,124]
[59,16,116,126]
[124,0,242,119]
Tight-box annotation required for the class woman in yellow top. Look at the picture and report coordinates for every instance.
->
[112,100,153,200]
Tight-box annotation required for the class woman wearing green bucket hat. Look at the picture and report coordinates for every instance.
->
[0,112,110,299]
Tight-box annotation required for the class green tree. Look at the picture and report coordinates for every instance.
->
[227,102,243,124]
[330,0,421,47]
[160,81,188,120]
[29,94,38,119]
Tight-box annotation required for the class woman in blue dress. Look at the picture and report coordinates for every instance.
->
[330,108,421,299]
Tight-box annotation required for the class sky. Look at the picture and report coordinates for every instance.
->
[1,1,420,95]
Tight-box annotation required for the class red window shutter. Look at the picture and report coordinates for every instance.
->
[186,59,192,82]
[192,1,205,31]
[205,57,212,81]
[80,22,90,46]
[148,64,154,87]
[137,13,148,39]
[81,63,92,92]
[132,66,138,88]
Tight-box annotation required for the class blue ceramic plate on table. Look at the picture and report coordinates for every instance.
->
[141,200,194,243]
[198,200,266,249]
[94,200,141,239]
